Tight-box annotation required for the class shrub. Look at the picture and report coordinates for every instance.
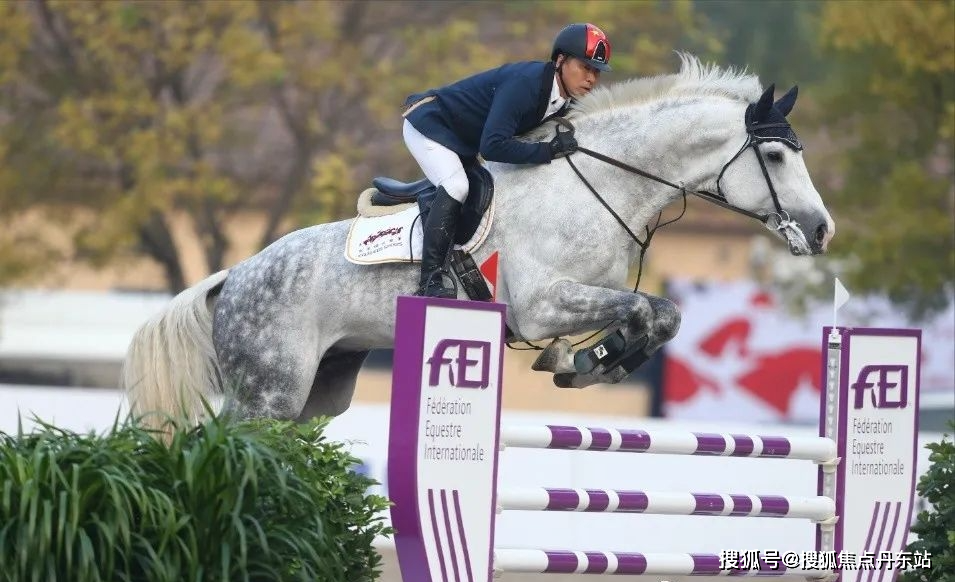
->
[0,413,391,582]
[246,417,393,581]
[900,421,955,582]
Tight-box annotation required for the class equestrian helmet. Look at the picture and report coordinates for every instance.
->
[551,23,612,72]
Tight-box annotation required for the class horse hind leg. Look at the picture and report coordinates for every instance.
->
[296,350,370,422]
[215,326,332,421]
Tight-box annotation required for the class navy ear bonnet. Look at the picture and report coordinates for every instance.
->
[745,83,803,151]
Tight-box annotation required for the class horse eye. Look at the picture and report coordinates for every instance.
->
[767,151,784,163]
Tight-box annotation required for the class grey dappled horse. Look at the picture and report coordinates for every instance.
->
[122,55,834,424]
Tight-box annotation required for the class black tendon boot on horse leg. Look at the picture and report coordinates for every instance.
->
[417,186,462,298]
[549,330,652,389]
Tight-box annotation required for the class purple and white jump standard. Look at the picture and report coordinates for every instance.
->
[387,296,921,582]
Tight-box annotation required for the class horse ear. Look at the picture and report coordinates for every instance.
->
[774,85,798,117]
[752,83,775,123]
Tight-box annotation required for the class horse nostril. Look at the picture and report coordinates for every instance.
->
[815,223,827,244]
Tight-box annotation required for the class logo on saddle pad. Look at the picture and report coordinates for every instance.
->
[427,339,491,388]
[361,226,403,247]
[345,195,494,266]
[851,365,908,409]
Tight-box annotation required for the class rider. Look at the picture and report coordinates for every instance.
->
[402,23,612,298]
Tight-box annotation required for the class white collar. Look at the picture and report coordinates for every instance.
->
[544,73,567,119]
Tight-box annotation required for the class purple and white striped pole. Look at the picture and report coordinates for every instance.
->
[497,488,836,521]
[501,425,838,462]
[493,549,828,577]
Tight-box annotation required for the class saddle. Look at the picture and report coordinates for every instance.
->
[370,162,494,245]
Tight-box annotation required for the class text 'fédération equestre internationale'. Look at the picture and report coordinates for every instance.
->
[422,396,487,463]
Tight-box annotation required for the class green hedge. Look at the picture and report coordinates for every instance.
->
[901,421,955,582]
[0,414,392,582]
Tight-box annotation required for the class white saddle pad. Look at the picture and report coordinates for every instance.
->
[344,195,494,265]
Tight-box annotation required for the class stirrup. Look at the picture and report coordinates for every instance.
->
[416,284,457,299]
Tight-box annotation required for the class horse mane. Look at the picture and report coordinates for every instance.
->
[570,52,763,118]
[512,53,764,148]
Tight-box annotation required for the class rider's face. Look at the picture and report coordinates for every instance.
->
[559,56,601,99]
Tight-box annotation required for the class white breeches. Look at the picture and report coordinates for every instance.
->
[402,119,470,203]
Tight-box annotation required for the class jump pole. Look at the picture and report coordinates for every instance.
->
[387,296,920,581]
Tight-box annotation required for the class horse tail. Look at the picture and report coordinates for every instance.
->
[122,269,230,429]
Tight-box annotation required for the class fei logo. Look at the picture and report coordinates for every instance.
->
[427,339,491,388]
[851,365,908,409]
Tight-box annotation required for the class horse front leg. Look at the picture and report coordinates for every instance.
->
[521,280,681,388]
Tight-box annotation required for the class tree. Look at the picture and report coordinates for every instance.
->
[693,0,826,87]
[0,1,508,292]
[812,0,955,320]
[901,422,955,582]
[0,0,718,294]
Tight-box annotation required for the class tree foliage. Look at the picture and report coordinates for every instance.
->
[813,0,955,319]
[0,0,715,293]
[0,0,462,291]
[694,0,825,86]
[901,422,955,582]
[3,0,948,316]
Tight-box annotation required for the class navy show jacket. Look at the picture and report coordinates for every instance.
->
[403,60,562,165]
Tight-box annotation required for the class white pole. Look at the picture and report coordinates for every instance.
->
[833,277,850,330]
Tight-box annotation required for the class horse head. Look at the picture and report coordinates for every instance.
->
[710,83,835,256]
[528,55,834,259]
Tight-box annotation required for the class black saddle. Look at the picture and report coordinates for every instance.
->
[370,164,494,245]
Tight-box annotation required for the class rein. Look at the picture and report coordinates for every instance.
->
[552,116,791,225]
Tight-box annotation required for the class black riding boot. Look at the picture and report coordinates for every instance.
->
[417,187,462,298]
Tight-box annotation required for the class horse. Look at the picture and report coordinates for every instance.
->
[121,54,835,425]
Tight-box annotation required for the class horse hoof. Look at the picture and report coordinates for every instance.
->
[553,373,579,388]
[554,369,621,389]
[605,365,631,384]
[532,338,573,373]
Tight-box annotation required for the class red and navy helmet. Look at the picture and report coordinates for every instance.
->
[551,23,612,72]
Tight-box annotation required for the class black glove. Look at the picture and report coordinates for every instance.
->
[548,130,578,159]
